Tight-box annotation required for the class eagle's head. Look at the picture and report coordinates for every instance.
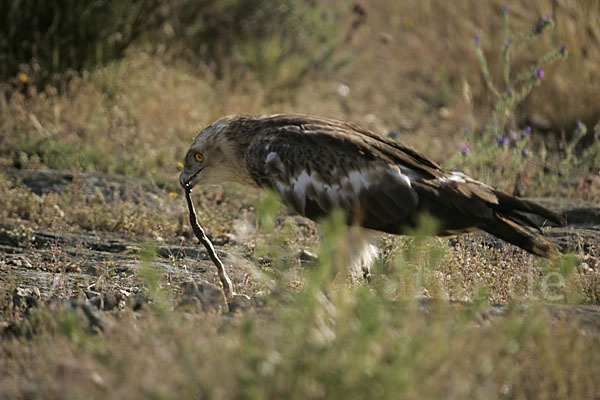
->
[179,116,254,189]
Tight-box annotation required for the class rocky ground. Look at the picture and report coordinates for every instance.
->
[2,169,600,332]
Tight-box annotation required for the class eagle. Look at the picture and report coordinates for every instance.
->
[180,114,564,279]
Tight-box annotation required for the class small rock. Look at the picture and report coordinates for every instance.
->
[275,215,313,228]
[378,33,393,44]
[258,257,273,268]
[194,281,226,310]
[87,265,103,277]
[88,296,102,309]
[212,234,231,246]
[53,204,65,218]
[180,280,200,298]
[127,294,147,311]
[179,280,226,312]
[229,293,253,313]
[579,262,592,274]
[11,287,39,310]
[298,249,318,265]
[65,264,81,273]
[102,291,121,311]
[439,107,452,119]
[9,259,21,268]
[0,321,19,337]
[7,256,33,269]
[252,291,269,308]
[90,371,105,387]
[81,302,108,331]
[84,290,100,299]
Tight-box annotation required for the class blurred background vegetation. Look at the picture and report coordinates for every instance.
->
[0,0,347,95]
[1,0,599,196]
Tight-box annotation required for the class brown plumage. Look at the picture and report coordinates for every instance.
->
[180,114,565,269]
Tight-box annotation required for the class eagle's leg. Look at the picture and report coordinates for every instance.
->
[345,228,380,282]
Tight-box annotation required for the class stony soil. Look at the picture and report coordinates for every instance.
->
[2,169,599,329]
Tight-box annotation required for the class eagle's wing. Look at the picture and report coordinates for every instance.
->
[241,114,565,256]
[244,118,424,232]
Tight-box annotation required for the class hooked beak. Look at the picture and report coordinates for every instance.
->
[179,168,203,189]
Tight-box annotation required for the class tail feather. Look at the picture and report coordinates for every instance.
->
[485,190,566,257]
[493,191,566,226]
[480,213,561,258]
[502,209,543,232]
[413,180,565,258]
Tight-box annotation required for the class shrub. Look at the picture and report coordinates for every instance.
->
[446,8,567,188]
[0,0,157,87]
[1,0,349,101]
[159,0,350,98]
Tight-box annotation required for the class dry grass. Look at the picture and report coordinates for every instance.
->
[344,0,600,132]
[1,2,598,196]
[1,278,599,399]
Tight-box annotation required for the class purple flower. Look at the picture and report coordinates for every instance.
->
[502,5,509,13]
[576,120,582,130]
[535,15,551,33]
[461,145,470,155]
[464,125,472,134]
[521,148,529,157]
[560,44,567,53]
[525,125,531,134]
[496,136,509,146]
[507,88,513,95]
[537,68,544,79]
[505,39,512,46]
[474,35,481,46]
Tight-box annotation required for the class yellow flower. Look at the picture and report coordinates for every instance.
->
[18,73,29,83]
[169,192,178,198]
[177,162,184,169]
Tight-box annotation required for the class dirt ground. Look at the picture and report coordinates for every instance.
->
[2,169,599,327]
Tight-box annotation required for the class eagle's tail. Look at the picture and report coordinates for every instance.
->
[479,191,565,258]
[412,180,565,258]
[479,214,560,257]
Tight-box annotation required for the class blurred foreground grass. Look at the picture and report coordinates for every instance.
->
[1,212,598,399]
[1,184,599,398]
[3,305,600,399]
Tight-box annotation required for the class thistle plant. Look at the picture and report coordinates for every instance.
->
[450,7,568,185]
[560,120,600,178]
[475,10,567,142]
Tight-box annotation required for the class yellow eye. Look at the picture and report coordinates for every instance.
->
[195,153,204,163]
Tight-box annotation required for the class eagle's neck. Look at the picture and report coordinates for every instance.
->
[219,117,260,187]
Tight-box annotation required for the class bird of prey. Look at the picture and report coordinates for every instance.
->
[180,114,564,278]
